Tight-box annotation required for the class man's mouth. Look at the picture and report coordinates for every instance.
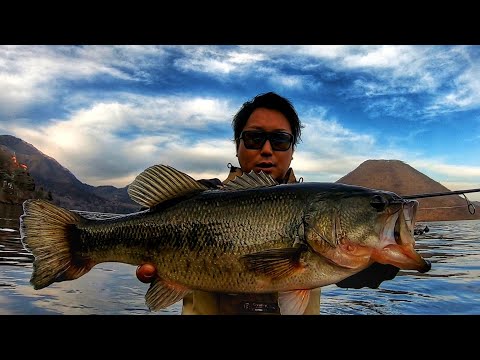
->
[256,163,274,169]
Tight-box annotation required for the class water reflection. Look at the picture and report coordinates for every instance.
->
[0,204,33,267]
[1,203,479,315]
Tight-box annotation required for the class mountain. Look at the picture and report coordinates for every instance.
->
[337,159,480,222]
[0,135,140,213]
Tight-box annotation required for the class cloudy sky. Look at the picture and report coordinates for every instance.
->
[1,45,479,200]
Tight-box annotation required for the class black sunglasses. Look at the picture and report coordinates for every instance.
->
[239,130,294,151]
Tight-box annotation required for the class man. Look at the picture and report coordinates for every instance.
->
[136,92,399,314]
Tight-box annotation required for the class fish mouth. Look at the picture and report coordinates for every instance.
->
[372,200,431,273]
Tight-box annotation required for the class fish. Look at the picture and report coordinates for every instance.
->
[19,164,431,315]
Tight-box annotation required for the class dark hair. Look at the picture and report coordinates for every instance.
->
[232,92,302,150]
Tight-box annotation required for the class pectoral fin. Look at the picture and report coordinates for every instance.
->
[278,290,311,315]
[241,247,306,279]
[145,277,192,311]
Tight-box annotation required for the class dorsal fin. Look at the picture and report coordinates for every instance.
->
[127,164,208,208]
[223,170,278,190]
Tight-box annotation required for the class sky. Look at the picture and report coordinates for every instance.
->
[1,45,479,201]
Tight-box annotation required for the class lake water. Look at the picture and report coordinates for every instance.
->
[1,202,479,315]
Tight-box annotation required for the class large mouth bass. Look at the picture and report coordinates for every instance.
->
[20,164,431,315]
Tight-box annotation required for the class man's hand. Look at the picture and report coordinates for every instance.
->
[335,262,400,289]
[136,263,157,283]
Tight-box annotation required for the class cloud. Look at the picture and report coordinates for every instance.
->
[5,93,238,186]
[4,44,474,121]
[429,62,480,111]
[412,160,480,179]
[174,46,266,75]
[301,117,376,155]
[293,117,379,180]
[0,45,168,117]
[340,45,417,69]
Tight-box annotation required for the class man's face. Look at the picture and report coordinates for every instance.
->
[237,108,294,182]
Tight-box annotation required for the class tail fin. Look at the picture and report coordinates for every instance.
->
[20,199,93,290]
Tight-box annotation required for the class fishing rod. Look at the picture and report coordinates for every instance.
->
[403,188,480,215]
[402,188,480,199]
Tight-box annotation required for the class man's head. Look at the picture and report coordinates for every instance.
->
[232,92,303,182]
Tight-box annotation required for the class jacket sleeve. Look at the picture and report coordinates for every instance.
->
[335,262,400,289]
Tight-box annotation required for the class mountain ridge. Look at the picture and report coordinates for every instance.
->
[0,135,139,213]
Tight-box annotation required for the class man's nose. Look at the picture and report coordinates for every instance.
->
[260,139,274,154]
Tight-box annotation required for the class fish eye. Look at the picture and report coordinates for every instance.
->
[370,195,388,212]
